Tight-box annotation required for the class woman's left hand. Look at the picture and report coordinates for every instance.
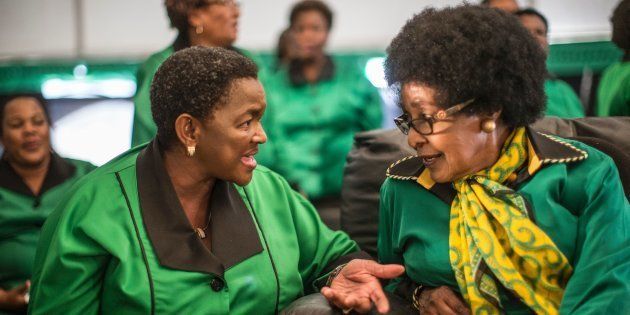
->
[321,259,405,314]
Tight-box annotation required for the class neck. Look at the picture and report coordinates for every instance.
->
[163,148,215,227]
[301,54,326,83]
[9,154,51,195]
[188,30,227,48]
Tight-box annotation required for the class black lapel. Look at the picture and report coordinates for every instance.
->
[526,127,588,163]
[386,156,456,205]
[0,153,76,197]
[136,140,262,276]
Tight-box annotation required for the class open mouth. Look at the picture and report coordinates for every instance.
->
[241,151,258,169]
[420,153,443,167]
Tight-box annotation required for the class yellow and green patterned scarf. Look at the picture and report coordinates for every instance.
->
[449,127,572,314]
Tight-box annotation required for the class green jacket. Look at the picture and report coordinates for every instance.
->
[131,45,260,147]
[379,129,629,314]
[544,78,585,118]
[596,61,630,116]
[29,140,360,314]
[0,154,94,294]
[260,57,383,199]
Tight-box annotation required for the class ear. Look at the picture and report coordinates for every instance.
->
[187,7,205,29]
[174,114,202,149]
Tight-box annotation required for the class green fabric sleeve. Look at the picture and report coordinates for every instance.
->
[268,172,358,292]
[544,79,585,118]
[377,180,405,293]
[357,79,384,131]
[28,185,110,315]
[559,152,630,313]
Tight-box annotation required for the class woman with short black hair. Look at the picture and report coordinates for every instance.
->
[379,5,629,314]
[29,47,403,314]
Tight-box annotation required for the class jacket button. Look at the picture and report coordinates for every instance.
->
[210,278,224,292]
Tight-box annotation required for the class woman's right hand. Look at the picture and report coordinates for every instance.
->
[416,286,470,315]
[0,281,30,311]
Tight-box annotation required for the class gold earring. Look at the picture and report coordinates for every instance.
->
[187,146,196,157]
[195,25,204,34]
[481,120,496,133]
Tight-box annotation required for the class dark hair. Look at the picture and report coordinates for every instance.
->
[385,4,547,128]
[150,46,258,147]
[275,28,293,69]
[515,8,549,34]
[289,0,334,30]
[0,93,51,137]
[611,0,630,50]
[165,0,209,36]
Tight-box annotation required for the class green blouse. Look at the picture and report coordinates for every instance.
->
[28,140,361,314]
[379,129,629,314]
[544,79,585,118]
[596,61,630,117]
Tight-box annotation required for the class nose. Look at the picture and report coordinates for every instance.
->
[407,128,427,151]
[254,122,267,144]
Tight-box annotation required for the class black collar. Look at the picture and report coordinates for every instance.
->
[288,55,335,86]
[135,140,263,276]
[0,153,76,197]
[385,127,589,204]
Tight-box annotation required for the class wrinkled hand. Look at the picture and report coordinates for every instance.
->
[0,280,30,312]
[417,286,470,315]
[320,259,405,314]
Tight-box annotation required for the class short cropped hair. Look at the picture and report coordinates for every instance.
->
[385,4,547,127]
[150,46,258,147]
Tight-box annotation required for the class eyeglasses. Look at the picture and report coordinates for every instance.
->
[394,99,475,135]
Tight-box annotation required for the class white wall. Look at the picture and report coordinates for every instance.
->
[0,0,621,59]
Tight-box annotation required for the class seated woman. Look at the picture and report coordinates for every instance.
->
[378,5,629,314]
[0,94,94,314]
[28,47,403,314]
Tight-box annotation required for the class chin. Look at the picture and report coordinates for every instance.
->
[232,173,254,186]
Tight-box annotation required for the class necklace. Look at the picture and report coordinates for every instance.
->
[194,212,211,239]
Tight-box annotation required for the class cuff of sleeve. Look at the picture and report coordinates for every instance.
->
[312,251,373,290]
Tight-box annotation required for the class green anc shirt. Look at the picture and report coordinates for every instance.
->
[544,79,585,118]
[259,57,382,200]
[0,154,94,296]
[28,140,360,314]
[379,129,629,314]
[597,61,630,116]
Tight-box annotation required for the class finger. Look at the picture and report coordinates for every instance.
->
[442,290,470,315]
[12,283,28,294]
[370,287,390,314]
[435,300,458,315]
[363,261,405,279]
[321,287,347,309]
[350,296,372,313]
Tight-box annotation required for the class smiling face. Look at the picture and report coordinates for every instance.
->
[190,1,240,47]
[193,78,267,186]
[1,97,51,168]
[291,10,329,60]
[400,82,503,183]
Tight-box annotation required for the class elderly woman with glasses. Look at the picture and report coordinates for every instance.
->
[379,5,629,315]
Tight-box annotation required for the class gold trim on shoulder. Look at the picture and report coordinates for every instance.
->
[386,155,420,181]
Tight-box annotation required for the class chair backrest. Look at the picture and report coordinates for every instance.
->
[340,117,630,257]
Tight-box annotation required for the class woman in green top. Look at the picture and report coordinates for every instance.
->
[596,0,630,117]
[260,1,383,218]
[132,0,245,147]
[379,5,629,314]
[515,8,585,119]
[29,47,404,314]
[0,94,94,314]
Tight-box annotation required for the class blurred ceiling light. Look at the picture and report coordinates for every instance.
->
[365,57,388,89]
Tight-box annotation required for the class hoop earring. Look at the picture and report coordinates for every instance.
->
[195,25,204,35]
[187,146,196,157]
[481,120,496,133]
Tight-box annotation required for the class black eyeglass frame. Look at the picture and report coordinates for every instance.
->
[393,99,475,135]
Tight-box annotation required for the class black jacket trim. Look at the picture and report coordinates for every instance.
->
[0,153,76,198]
[135,140,263,276]
[385,127,588,204]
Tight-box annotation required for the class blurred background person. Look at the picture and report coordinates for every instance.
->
[597,0,629,116]
[260,0,383,229]
[131,0,243,147]
[274,28,297,72]
[516,8,585,118]
[0,94,94,314]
